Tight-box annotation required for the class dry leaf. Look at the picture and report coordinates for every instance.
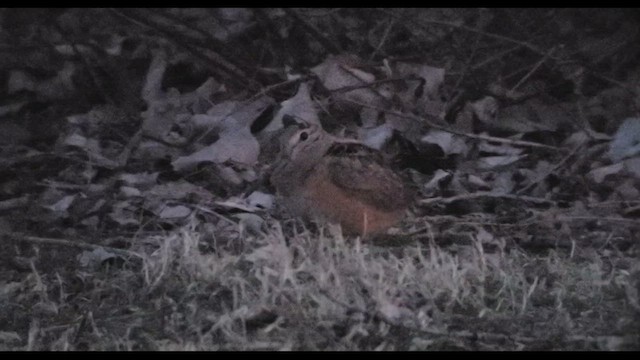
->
[215,191,274,213]
[265,82,319,132]
[588,163,624,183]
[78,248,119,268]
[44,195,76,214]
[393,61,445,116]
[421,130,468,156]
[423,169,451,195]
[247,191,274,210]
[109,201,140,226]
[158,205,192,219]
[171,116,259,172]
[477,155,523,169]
[359,123,393,150]
[608,117,640,162]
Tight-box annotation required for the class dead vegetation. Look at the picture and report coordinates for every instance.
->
[0,8,639,350]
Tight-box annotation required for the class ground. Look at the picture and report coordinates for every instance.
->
[0,8,639,350]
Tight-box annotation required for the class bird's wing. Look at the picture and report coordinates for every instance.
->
[325,143,409,211]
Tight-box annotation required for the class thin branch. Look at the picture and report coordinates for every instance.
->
[516,143,582,195]
[556,216,640,226]
[368,15,399,61]
[509,45,558,95]
[382,9,638,97]
[109,8,260,91]
[468,45,522,72]
[419,192,555,206]
[451,32,482,94]
[330,76,421,94]
[380,9,546,56]
[5,232,144,260]
[0,196,29,211]
[347,99,565,153]
[282,8,342,54]
[245,76,308,105]
[146,8,255,72]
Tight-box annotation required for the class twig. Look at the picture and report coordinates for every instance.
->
[415,214,535,228]
[509,45,558,95]
[382,9,638,97]
[557,216,640,226]
[380,9,546,56]
[146,8,253,71]
[4,232,144,260]
[419,192,555,206]
[468,45,522,72]
[193,205,240,228]
[347,100,565,152]
[0,196,29,211]
[282,8,342,54]
[245,77,308,105]
[109,8,260,91]
[338,65,395,103]
[114,129,143,168]
[443,33,482,118]
[63,40,115,106]
[368,15,399,61]
[622,204,640,215]
[330,76,421,94]
[516,143,582,195]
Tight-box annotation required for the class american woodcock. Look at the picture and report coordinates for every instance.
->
[271,122,410,236]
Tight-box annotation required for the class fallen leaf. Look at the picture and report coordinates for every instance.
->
[423,169,451,194]
[265,82,319,132]
[158,205,192,219]
[78,248,119,268]
[609,117,640,162]
[247,191,274,210]
[359,123,393,150]
[45,195,76,214]
[588,162,624,183]
[477,155,523,169]
[171,116,259,171]
[109,201,141,226]
[311,54,381,108]
[421,130,468,156]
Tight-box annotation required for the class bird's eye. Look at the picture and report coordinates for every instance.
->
[299,131,309,141]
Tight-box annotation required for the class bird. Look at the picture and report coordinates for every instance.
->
[270,121,410,237]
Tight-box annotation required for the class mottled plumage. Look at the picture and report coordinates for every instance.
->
[271,123,409,236]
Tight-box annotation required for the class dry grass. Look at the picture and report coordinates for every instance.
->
[1,219,638,350]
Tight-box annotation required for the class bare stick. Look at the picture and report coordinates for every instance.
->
[282,8,342,54]
[419,192,555,206]
[5,232,144,259]
[509,46,558,94]
[0,196,29,211]
[516,143,582,195]
[245,77,308,104]
[382,9,637,97]
[109,8,260,91]
[556,216,640,226]
[368,15,399,61]
[330,76,421,94]
[347,99,565,152]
